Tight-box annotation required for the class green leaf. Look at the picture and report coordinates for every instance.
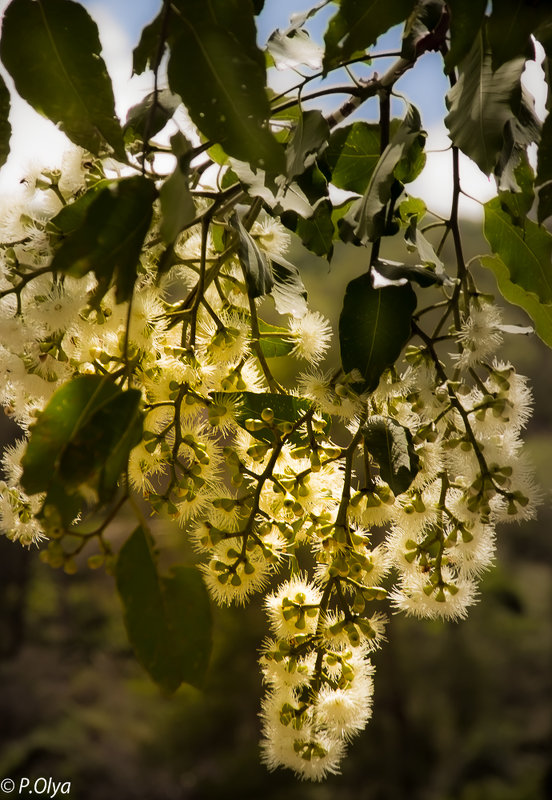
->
[480,254,552,348]
[124,89,181,145]
[21,375,143,502]
[222,391,324,444]
[401,0,446,61]
[404,216,445,273]
[48,179,112,236]
[258,320,295,358]
[443,0,487,71]
[340,106,426,244]
[132,11,165,75]
[362,415,420,495]
[0,72,11,169]
[159,133,195,244]
[0,0,124,159]
[228,158,315,216]
[444,28,528,176]
[295,199,335,259]
[339,273,417,392]
[536,111,552,223]
[231,214,274,298]
[496,88,541,192]
[488,0,548,70]
[285,110,329,179]
[324,122,385,195]
[51,175,156,305]
[372,258,446,288]
[116,526,212,693]
[484,194,552,304]
[167,4,283,172]
[323,0,415,71]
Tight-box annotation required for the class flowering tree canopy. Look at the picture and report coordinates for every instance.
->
[0,0,551,782]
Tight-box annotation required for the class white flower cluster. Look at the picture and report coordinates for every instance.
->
[0,151,539,780]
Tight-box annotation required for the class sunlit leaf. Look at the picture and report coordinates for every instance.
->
[0,0,124,159]
[480,254,552,348]
[339,273,417,392]
[484,194,552,304]
[324,122,391,195]
[270,253,308,318]
[285,110,329,179]
[267,28,323,70]
[159,133,195,244]
[231,214,274,298]
[221,391,323,444]
[116,526,212,693]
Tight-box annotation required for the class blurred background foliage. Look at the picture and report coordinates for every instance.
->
[1,225,551,800]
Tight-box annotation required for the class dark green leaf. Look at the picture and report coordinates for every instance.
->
[267,27,323,70]
[362,415,420,494]
[0,73,11,169]
[231,214,274,298]
[167,4,284,172]
[404,216,445,272]
[488,0,547,70]
[401,0,446,61]
[49,179,112,235]
[373,258,446,288]
[340,106,426,244]
[484,194,552,304]
[444,0,487,71]
[296,199,335,258]
[339,273,417,392]
[536,110,552,222]
[445,28,528,175]
[270,254,308,317]
[324,122,385,194]
[124,88,181,144]
[116,526,212,693]
[323,0,415,71]
[159,133,195,244]
[133,11,164,75]
[285,110,329,179]
[496,88,541,192]
[222,391,324,444]
[21,375,142,503]
[0,0,124,159]
[51,176,156,305]
[480,254,552,348]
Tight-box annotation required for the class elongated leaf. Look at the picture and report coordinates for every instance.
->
[116,526,212,693]
[228,159,314,216]
[340,106,426,244]
[258,320,295,358]
[536,111,552,223]
[0,73,11,169]
[496,87,541,192]
[159,133,195,244]
[362,416,420,494]
[0,0,124,159]
[484,195,552,304]
[339,273,417,392]
[323,0,414,71]
[295,199,335,259]
[480,254,552,348]
[444,0,487,70]
[167,7,283,172]
[133,11,165,75]
[124,89,181,145]
[445,29,527,176]
[21,375,142,503]
[231,214,274,298]
[285,110,329,179]
[51,176,156,305]
[49,179,111,235]
[372,258,446,288]
[404,216,445,273]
